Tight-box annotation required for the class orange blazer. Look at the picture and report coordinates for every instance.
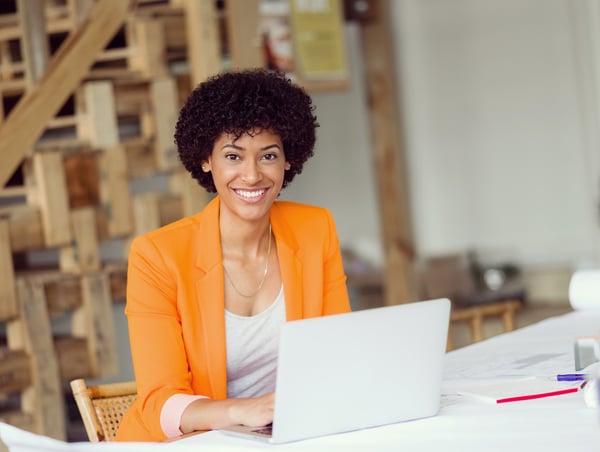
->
[116,196,351,441]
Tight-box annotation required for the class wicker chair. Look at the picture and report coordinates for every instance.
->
[70,378,137,442]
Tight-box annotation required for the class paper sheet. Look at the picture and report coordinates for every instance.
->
[456,377,581,404]
[444,350,574,380]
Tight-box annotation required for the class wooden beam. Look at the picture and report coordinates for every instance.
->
[79,81,119,148]
[3,205,45,252]
[150,77,179,171]
[17,0,50,88]
[0,0,136,187]
[127,16,168,79]
[7,279,65,440]
[98,145,133,237]
[28,150,72,247]
[72,273,118,378]
[359,0,415,304]
[78,81,134,237]
[59,207,100,273]
[169,169,208,217]
[181,0,221,87]
[226,0,263,70]
[0,217,18,321]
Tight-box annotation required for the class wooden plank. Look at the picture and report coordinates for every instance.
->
[46,114,78,129]
[132,192,162,236]
[29,150,72,247]
[4,205,45,252]
[159,193,183,226]
[0,0,136,187]
[44,274,83,316]
[6,278,66,440]
[181,0,221,86]
[113,79,151,116]
[77,82,133,236]
[0,217,18,321]
[127,16,168,79]
[106,262,127,302]
[16,0,50,88]
[98,145,133,237]
[169,170,209,217]
[72,273,118,378]
[0,348,32,395]
[79,81,119,149]
[0,411,35,433]
[0,186,27,199]
[150,77,179,171]
[225,0,263,70]
[59,207,100,274]
[54,336,92,381]
[359,0,415,304]
[67,0,95,28]
[162,12,187,53]
[63,152,100,209]
[123,136,158,178]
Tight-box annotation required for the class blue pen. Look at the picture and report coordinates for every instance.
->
[556,373,587,381]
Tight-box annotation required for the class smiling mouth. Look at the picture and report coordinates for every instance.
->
[234,188,267,199]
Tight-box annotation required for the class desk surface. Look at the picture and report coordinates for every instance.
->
[2,310,600,451]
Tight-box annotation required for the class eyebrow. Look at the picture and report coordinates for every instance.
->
[221,143,282,151]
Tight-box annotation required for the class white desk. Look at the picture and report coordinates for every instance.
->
[2,310,600,451]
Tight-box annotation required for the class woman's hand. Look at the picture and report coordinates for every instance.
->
[229,392,275,427]
[180,392,275,434]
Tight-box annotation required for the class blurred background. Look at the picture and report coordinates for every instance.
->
[0,0,599,444]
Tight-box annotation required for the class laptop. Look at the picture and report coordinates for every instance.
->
[221,297,451,444]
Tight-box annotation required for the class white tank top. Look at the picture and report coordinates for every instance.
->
[225,285,285,398]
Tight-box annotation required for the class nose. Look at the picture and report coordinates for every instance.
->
[241,159,262,184]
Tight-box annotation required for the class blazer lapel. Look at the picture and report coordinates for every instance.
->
[193,197,228,399]
[271,203,304,321]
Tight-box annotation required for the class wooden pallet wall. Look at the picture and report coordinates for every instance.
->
[0,0,241,440]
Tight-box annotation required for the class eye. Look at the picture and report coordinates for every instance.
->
[225,153,240,161]
[261,153,278,161]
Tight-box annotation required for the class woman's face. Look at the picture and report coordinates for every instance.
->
[203,129,290,223]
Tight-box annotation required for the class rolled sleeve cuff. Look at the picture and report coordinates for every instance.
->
[160,393,207,438]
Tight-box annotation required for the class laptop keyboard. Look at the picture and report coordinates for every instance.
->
[251,424,273,436]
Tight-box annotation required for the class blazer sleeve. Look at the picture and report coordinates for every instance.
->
[123,234,198,440]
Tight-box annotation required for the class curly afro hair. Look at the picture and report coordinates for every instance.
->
[174,69,319,193]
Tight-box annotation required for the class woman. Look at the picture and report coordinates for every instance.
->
[116,69,351,442]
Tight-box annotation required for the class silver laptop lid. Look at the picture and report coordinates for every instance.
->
[271,298,451,443]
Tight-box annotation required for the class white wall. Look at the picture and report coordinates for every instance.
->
[391,0,600,269]
[281,24,384,266]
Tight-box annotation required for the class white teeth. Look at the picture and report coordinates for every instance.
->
[237,189,265,198]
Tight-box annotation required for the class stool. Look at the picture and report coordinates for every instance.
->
[447,299,521,350]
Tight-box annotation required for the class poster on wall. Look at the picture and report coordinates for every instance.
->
[289,0,348,81]
[258,0,348,90]
[259,0,296,74]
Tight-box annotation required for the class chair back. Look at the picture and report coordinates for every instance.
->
[70,378,137,442]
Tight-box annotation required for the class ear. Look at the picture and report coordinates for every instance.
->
[284,161,291,170]
[201,161,211,172]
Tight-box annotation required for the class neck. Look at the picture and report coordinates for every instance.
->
[219,218,271,259]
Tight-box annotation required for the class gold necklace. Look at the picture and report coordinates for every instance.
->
[223,224,272,298]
